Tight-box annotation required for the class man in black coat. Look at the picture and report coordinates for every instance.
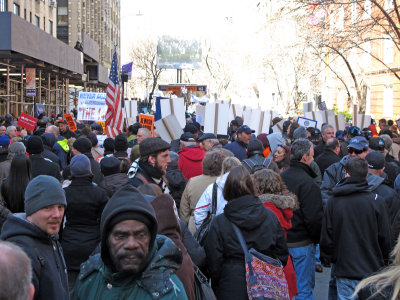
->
[27,136,61,181]
[1,175,69,300]
[320,157,392,299]
[366,151,400,223]
[315,137,341,176]
[58,120,76,139]
[41,133,62,169]
[314,124,335,158]
[281,138,323,299]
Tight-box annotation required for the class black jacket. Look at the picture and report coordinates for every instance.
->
[179,219,206,268]
[320,177,392,280]
[166,167,187,209]
[126,160,167,192]
[61,176,108,271]
[281,160,323,246]
[60,128,76,139]
[314,140,325,158]
[204,194,288,300]
[42,133,62,169]
[30,154,61,181]
[1,213,69,300]
[315,149,340,176]
[62,152,103,184]
[98,173,128,198]
[367,173,400,223]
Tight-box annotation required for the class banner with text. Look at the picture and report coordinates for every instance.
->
[18,112,38,132]
[77,92,107,121]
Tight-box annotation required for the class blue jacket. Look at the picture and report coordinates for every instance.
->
[224,140,247,161]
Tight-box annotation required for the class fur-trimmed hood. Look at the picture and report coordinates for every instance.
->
[259,193,298,210]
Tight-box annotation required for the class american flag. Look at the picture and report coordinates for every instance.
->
[105,51,124,138]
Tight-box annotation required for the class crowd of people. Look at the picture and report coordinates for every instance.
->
[0,110,400,300]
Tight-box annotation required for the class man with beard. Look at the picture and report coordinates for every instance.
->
[0,175,69,300]
[74,185,187,300]
[127,137,171,192]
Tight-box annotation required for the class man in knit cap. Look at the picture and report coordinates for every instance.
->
[27,136,61,181]
[1,175,69,300]
[74,185,187,299]
[127,137,171,191]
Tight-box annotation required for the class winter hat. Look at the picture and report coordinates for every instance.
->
[365,151,385,170]
[114,134,128,152]
[103,137,115,152]
[257,133,270,149]
[87,132,98,147]
[139,137,171,157]
[369,137,385,152]
[0,135,10,149]
[100,185,158,271]
[25,175,67,216]
[73,137,92,154]
[70,154,92,177]
[247,139,264,155]
[26,136,44,154]
[168,151,179,168]
[100,156,120,176]
[183,124,198,134]
[293,126,308,140]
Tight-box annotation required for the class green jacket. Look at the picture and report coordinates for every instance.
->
[74,235,188,300]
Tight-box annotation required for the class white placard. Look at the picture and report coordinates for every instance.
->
[204,103,230,135]
[124,100,138,121]
[297,116,317,128]
[160,97,186,129]
[195,105,206,126]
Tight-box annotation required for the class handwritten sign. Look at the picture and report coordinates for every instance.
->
[18,113,38,132]
[139,114,154,137]
[77,92,107,121]
[64,113,77,132]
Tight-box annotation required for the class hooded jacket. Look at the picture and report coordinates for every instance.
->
[74,185,187,300]
[30,154,62,181]
[281,160,323,246]
[367,173,400,223]
[194,172,229,230]
[320,177,392,280]
[178,146,205,180]
[266,132,285,159]
[42,133,62,169]
[204,194,288,300]
[1,213,69,300]
[150,194,195,300]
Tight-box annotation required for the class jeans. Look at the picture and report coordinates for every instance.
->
[289,244,316,300]
[336,277,360,300]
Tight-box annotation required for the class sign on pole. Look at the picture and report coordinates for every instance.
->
[64,113,77,132]
[77,92,107,121]
[139,114,155,137]
[17,112,38,132]
[26,68,36,97]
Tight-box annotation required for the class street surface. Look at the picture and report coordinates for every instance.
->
[315,266,330,299]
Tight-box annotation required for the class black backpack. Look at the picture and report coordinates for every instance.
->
[242,158,272,174]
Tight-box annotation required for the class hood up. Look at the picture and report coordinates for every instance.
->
[179,146,205,162]
[332,177,370,197]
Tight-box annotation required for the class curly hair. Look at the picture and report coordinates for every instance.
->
[202,150,227,176]
[252,168,295,199]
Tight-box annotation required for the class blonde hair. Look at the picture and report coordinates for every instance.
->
[353,236,400,300]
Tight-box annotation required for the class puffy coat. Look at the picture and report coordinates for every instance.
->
[179,174,218,234]
[178,146,206,180]
[98,173,128,198]
[194,172,229,230]
[61,176,108,272]
[204,194,288,300]
[320,177,392,280]
[1,213,69,300]
[281,160,323,246]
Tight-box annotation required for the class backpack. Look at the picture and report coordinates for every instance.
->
[242,158,272,174]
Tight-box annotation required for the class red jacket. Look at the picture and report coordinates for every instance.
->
[261,194,298,299]
[178,146,206,180]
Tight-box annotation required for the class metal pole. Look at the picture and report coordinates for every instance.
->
[6,65,10,114]
[20,65,24,115]
[38,70,42,114]
[55,74,59,115]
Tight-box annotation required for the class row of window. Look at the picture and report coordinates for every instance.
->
[11,2,53,35]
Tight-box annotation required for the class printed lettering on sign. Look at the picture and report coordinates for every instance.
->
[139,114,154,137]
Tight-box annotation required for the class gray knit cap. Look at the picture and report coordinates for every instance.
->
[25,175,66,216]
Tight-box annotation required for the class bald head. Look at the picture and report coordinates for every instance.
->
[45,125,60,137]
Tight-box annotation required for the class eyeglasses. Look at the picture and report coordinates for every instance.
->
[348,148,365,155]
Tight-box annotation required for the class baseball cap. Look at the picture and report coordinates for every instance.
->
[197,133,217,142]
[369,137,385,152]
[347,136,369,150]
[237,125,255,134]
[365,151,385,170]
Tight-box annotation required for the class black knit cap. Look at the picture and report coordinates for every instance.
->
[103,137,115,152]
[100,156,120,176]
[73,137,92,154]
[139,137,171,157]
[26,136,44,154]
[114,134,128,152]
[247,139,263,154]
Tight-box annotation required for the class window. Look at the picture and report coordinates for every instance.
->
[57,6,68,25]
[384,35,394,64]
[49,20,53,35]
[351,2,357,24]
[383,85,394,117]
[0,0,7,12]
[363,41,371,68]
[13,2,20,16]
[34,15,39,27]
[364,0,372,19]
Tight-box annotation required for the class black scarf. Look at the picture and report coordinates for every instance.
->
[139,160,164,180]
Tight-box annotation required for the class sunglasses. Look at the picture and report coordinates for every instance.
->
[348,148,366,155]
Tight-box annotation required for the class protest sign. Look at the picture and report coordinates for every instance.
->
[17,113,38,132]
[305,111,325,129]
[303,102,313,113]
[154,114,183,143]
[318,101,327,111]
[297,116,317,128]
[272,120,285,133]
[124,100,138,123]
[160,98,186,129]
[335,114,346,131]
[139,114,154,137]
[229,104,244,121]
[64,113,77,132]
[77,92,107,121]
[204,102,230,136]
[97,121,105,134]
[195,104,205,126]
